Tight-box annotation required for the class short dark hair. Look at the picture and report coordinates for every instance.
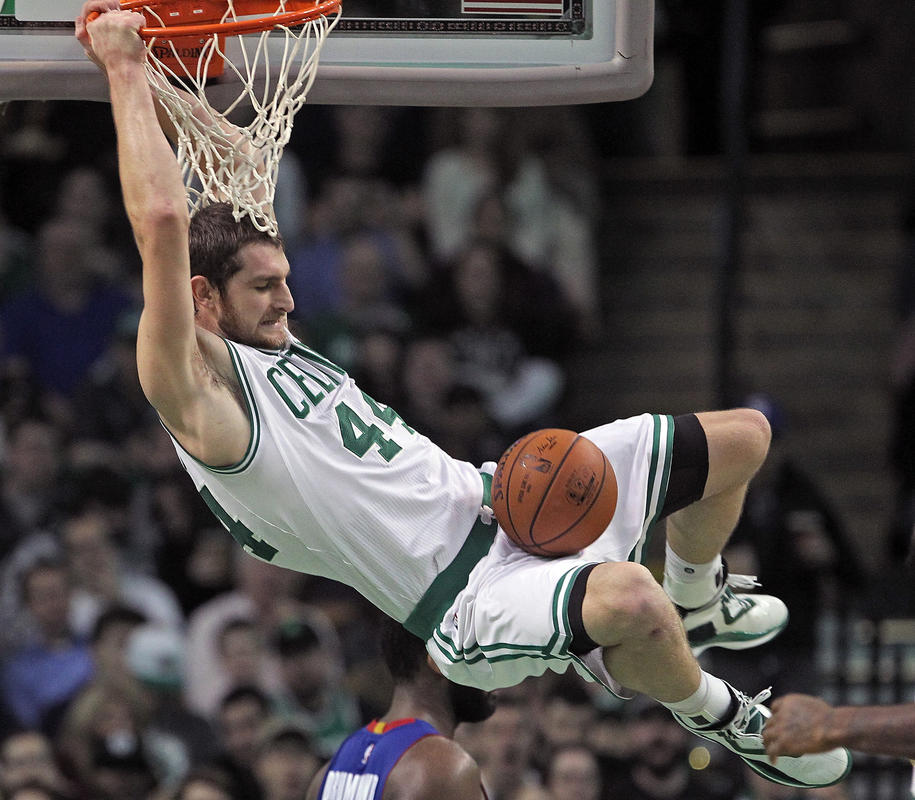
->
[379,617,428,684]
[257,720,314,753]
[546,674,593,706]
[188,202,284,294]
[90,604,147,646]
[272,618,320,658]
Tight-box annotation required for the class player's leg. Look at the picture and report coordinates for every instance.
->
[664,408,770,564]
[660,410,788,655]
[573,560,850,790]
[576,560,701,701]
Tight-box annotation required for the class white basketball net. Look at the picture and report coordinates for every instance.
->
[141,1,341,236]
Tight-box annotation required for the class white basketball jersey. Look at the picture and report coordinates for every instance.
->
[168,337,486,623]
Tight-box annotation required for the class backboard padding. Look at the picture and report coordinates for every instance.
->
[0,0,654,105]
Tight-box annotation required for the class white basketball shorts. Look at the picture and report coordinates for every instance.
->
[427,413,674,693]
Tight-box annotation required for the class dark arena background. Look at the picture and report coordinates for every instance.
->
[0,1,914,798]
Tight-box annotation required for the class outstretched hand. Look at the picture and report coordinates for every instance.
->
[75,0,146,70]
[763,693,836,761]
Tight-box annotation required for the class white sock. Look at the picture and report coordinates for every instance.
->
[663,543,722,610]
[661,670,735,726]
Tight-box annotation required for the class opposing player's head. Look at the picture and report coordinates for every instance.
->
[188,203,293,349]
[380,617,495,725]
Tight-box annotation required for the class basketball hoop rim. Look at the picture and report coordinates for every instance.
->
[92,0,340,39]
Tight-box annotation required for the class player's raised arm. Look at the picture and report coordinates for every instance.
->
[83,8,202,426]
[76,0,265,206]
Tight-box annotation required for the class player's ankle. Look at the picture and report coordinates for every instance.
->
[663,546,722,609]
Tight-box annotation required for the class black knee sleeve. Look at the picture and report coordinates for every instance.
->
[567,563,600,655]
[661,413,709,517]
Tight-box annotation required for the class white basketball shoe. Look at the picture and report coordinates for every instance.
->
[676,566,789,657]
[672,684,852,789]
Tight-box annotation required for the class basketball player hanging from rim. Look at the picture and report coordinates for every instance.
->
[77,2,850,789]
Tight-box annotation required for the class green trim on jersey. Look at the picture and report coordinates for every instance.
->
[213,339,261,473]
[404,521,496,640]
[161,338,261,474]
[404,472,496,640]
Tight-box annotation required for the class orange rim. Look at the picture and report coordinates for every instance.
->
[117,0,340,39]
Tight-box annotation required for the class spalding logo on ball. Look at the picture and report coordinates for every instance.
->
[491,429,618,556]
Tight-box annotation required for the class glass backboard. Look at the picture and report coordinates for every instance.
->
[0,0,654,105]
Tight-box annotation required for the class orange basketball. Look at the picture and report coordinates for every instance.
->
[491,429,618,556]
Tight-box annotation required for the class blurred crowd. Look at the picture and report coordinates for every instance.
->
[0,97,609,800]
[0,77,898,799]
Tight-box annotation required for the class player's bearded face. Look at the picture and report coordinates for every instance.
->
[215,243,294,349]
[217,294,289,349]
[448,682,496,724]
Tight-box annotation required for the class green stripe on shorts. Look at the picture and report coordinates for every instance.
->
[429,564,586,670]
[630,414,674,564]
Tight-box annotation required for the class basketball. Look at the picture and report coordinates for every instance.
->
[491,429,618,556]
